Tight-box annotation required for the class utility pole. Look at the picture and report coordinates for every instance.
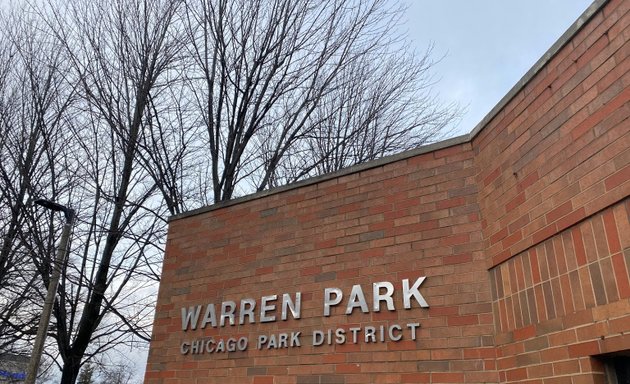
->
[25,199,75,384]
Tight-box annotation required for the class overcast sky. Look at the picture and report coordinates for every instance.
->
[400,0,595,137]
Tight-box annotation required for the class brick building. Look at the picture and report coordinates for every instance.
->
[145,0,629,382]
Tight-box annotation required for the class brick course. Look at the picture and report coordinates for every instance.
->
[146,0,629,382]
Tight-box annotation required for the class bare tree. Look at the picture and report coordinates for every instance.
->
[269,43,457,185]
[136,83,206,216]
[37,0,184,381]
[0,0,184,380]
[182,0,459,201]
[0,8,77,356]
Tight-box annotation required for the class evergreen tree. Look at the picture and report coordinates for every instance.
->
[76,362,94,384]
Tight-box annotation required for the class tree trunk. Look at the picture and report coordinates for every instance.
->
[60,355,81,384]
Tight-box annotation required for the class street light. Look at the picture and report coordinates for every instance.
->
[25,199,75,384]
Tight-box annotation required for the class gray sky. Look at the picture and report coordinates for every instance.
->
[401,0,595,136]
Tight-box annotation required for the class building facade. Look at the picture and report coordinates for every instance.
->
[0,354,27,383]
[145,0,629,382]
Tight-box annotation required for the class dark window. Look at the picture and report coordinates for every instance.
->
[604,356,630,384]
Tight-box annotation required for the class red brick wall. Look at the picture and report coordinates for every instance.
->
[489,201,630,383]
[474,0,629,381]
[145,0,629,382]
[475,0,629,269]
[146,140,500,383]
